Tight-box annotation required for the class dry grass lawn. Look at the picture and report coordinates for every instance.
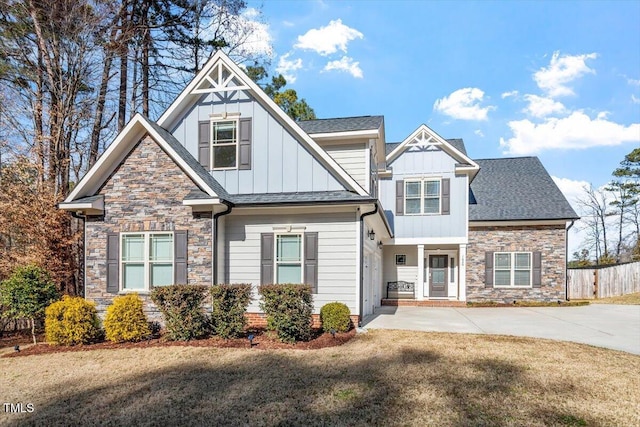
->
[589,292,640,305]
[1,330,639,426]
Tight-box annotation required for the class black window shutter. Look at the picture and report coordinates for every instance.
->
[485,251,494,288]
[532,251,542,288]
[174,231,188,285]
[441,178,450,215]
[198,121,210,170]
[260,233,274,285]
[304,232,318,293]
[396,180,404,216]
[107,233,120,293]
[238,118,252,170]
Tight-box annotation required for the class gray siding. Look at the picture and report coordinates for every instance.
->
[382,145,467,238]
[323,142,368,191]
[170,91,344,194]
[224,211,358,313]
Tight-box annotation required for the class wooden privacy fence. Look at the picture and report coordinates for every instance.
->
[568,261,640,299]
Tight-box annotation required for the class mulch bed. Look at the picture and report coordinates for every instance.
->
[1,328,356,358]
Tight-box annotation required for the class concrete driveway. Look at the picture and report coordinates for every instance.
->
[362,304,640,355]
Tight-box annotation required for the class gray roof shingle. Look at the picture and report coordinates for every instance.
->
[231,191,374,206]
[469,157,578,221]
[385,139,467,156]
[298,116,383,134]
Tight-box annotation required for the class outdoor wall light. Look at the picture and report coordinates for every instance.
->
[377,241,383,249]
[368,229,375,240]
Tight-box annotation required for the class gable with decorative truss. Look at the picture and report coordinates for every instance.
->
[191,61,250,95]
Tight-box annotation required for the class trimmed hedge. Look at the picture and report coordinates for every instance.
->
[259,284,313,343]
[104,293,151,342]
[210,284,252,339]
[45,296,103,345]
[320,302,352,333]
[150,285,209,341]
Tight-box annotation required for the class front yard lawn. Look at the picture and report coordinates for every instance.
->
[589,292,640,305]
[1,330,638,426]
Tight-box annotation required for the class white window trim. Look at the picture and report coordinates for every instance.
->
[274,232,304,284]
[210,118,239,170]
[493,251,532,288]
[404,177,442,215]
[120,232,174,292]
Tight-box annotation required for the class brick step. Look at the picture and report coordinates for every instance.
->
[381,299,467,307]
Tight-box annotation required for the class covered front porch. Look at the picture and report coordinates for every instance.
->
[381,243,467,305]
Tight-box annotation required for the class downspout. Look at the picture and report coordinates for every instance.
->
[565,220,575,301]
[212,201,233,286]
[359,202,379,326]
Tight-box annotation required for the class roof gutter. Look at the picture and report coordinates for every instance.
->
[359,203,378,326]
[565,219,575,301]
[212,201,233,286]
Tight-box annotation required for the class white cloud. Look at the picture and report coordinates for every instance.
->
[627,77,640,86]
[534,51,597,97]
[523,94,566,118]
[552,176,589,209]
[502,90,519,99]
[433,88,495,121]
[210,7,273,60]
[276,53,303,83]
[500,111,640,155]
[632,94,640,104]
[474,129,484,137]
[323,56,363,78]
[294,19,363,56]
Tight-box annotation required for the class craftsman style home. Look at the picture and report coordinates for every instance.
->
[60,51,578,324]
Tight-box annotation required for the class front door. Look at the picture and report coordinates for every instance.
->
[428,255,448,298]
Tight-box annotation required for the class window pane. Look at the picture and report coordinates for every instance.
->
[515,253,531,269]
[277,235,301,262]
[432,270,445,284]
[123,235,144,261]
[406,198,421,214]
[213,145,237,168]
[213,121,236,144]
[514,270,531,286]
[150,234,173,261]
[450,258,455,283]
[123,264,144,289]
[495,253,511,269]
[424,198,440,213]
[151,263,174,287]
[494,270,511,286]
[425,180,440,196]
[406,181,421,197]
[277,264,302,284]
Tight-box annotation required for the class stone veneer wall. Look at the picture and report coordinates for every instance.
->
[466,225,566,302]
[85,136,212,321]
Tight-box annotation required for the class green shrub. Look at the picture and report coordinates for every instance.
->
[210,284,252,338]
[259,284,313,343]
[104,293,151,342]
[150,285,209,341]
[0,264,60,344]
[320,302,352,333]
[45,296,102,345]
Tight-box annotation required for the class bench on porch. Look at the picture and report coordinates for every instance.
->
[386,281,416,299]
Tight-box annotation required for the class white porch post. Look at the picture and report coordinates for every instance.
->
[459,244,467,301]
[417,244,425,300]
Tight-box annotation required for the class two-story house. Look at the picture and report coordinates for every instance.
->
[60,50,578,325]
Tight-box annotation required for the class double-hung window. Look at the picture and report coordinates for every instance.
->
[405,179,441,214]
[275,234,303,284]
[211,120,237,169]
[494,252,531,287]
[121,233,174,290]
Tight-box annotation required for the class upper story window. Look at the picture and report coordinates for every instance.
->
[212,120,238,169]
[405,179,441,215]
[494,252,531,287]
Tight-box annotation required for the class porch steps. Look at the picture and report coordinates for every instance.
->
[381,299,467,307]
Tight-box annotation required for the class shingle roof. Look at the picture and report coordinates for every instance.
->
[298,116,384,134]
[469,157,579,221]
[385,139,467,156]
[231,191,374,206]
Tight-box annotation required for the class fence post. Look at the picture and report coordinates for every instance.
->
[593,270,599,299]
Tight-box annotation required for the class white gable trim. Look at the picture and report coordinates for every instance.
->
[64,114,219,203]
[386,124,479,171]
[157,50,368,196]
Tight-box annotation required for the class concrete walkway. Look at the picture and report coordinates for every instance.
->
[362,304,640,355]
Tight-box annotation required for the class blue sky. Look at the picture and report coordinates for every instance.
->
[242,0,640,253]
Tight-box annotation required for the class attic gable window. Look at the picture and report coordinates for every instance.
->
[212,120,237,169]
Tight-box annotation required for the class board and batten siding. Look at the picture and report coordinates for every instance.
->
[381,146,467,238]
[170,90,344,194]
[224,212,358,313]
[324,143,368,191]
